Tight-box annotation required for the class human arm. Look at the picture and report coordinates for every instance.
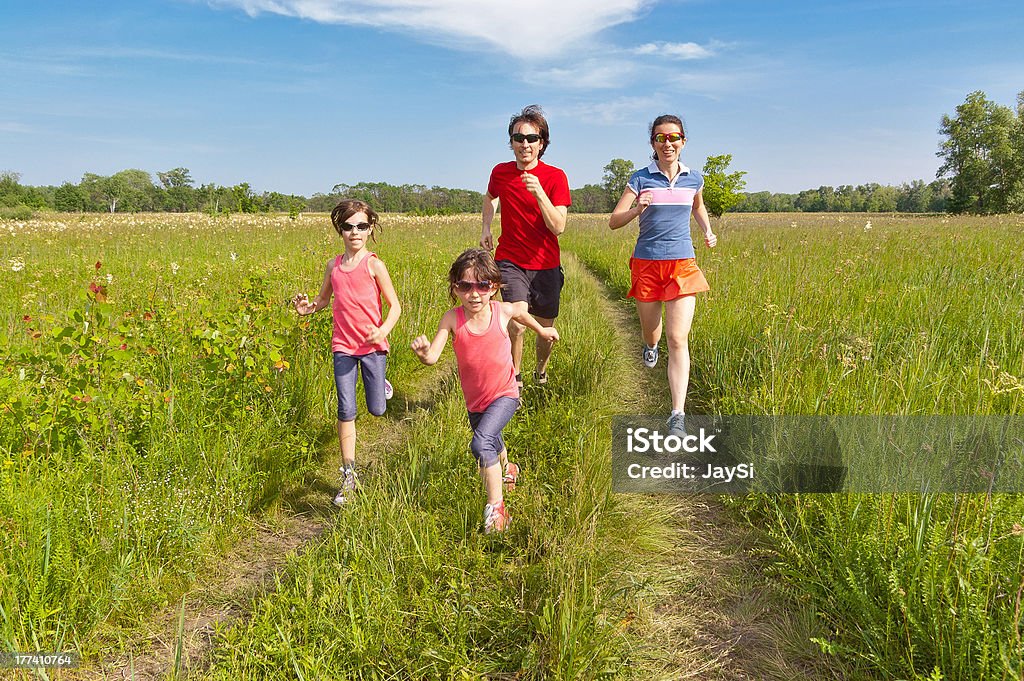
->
[500,302,559,344]
[364,257,402,345]
[481,192,499,250]
[520,172,568,236]
[410,310,455,366]
[691,189,717,248]
[608,187,651,230]
[293,259,333,315]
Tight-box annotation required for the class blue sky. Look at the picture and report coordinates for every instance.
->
[2,0,1022,196]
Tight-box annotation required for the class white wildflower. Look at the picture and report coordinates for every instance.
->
[864,221,872,231]
[230,252,238,262]
[9,258,25,272]
[170,262,180,275]
[106,273,113,284]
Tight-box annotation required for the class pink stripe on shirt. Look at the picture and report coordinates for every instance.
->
[644,187,696,205]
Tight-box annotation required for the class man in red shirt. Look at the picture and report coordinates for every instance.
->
[481,105,572,388]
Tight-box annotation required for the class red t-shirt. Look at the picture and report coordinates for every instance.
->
[487,160,571,270]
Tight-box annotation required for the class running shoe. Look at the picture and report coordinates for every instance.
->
[483,501,510,534]
[666,411,687,438]
[533,370,548,386]
[642,344,659,368]
[333,466,360,506]
[384,379,394,400]
[503,462,520,492]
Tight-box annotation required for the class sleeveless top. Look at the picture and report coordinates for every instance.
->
[452,301,519,412]
[330,253,389,355]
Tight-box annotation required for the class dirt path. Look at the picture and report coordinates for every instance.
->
[77,365,456,681]
[566,253,835,680]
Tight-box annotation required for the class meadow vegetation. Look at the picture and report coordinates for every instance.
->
[1,211,1021,679]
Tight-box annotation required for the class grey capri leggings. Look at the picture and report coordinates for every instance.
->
[332,351,387,421]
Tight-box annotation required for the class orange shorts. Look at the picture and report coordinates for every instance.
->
[628,257,710,302]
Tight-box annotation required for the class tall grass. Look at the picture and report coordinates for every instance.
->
[0,213,461,657]
[197,252,672,679]
[564,212,1024,679]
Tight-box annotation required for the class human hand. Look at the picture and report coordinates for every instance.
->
[540,326,559,344]
[480,227,493,250]
[636,191,653,213]
[364,325,385,345]
[410,335,431,359]
[705,230,718,248]
[292,293,314,315]
[520,172,544,198]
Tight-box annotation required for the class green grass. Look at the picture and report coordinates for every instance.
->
[196,253,674,679]
[564,212,1024,680]
[3,211,1023,678]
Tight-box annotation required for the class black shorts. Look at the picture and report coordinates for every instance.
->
[497,260,564,319]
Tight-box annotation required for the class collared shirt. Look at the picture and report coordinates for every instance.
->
[626,161,704,260]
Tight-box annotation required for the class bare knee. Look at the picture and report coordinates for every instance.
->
[666,332,689,353]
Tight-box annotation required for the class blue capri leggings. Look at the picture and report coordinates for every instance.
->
[467,396,520,469]
[332,351,387,422]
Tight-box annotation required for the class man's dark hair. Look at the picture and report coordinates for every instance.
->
[508,104,550,159]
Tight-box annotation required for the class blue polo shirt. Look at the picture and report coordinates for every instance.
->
[626,162,704,260]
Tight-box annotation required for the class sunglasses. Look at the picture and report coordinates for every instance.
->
[454,280,495,293]
[653,132,684,143]
[341,221,371,232]
[511,133,542,144]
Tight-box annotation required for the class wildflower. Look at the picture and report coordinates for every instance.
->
[171,262,180,275]
[88,282,108,303]
[106,273,113,284]
[864,221,872,231]
[95,261,102,270]
[230,252,238,262]
[9,258,24,272]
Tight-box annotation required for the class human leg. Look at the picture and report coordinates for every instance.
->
[636,300,664,348]
[664,295,697,414]
[358,351,388,417]
[467,397,519,506]
[332,353,360,465]
[528,266,563,378]
[532,315,555,376]
[497,260,531,381]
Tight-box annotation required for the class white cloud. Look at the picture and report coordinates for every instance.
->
[210,0,653,59]
[562,95,664,125]
[632,41,713,60]
[523,58,638,90]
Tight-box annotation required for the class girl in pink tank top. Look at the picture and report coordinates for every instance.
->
[293,200,402,507]
[412,248,559,533]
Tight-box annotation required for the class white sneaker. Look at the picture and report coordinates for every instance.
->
[642,344,659,368]
[384,379,394,400]
[333,466,359,506]
[666,411,687,437]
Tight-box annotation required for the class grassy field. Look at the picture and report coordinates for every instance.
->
[565,212,1024,680]
[1,211,1022,679]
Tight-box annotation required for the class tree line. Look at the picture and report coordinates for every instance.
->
[3,91,1020,220]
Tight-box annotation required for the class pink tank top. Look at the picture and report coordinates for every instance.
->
[452,301,519,412]
[330,253,389,355]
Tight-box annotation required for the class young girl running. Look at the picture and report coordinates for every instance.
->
[609,114,717,437]
[293,199,401,506]
[411,248,558,533]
